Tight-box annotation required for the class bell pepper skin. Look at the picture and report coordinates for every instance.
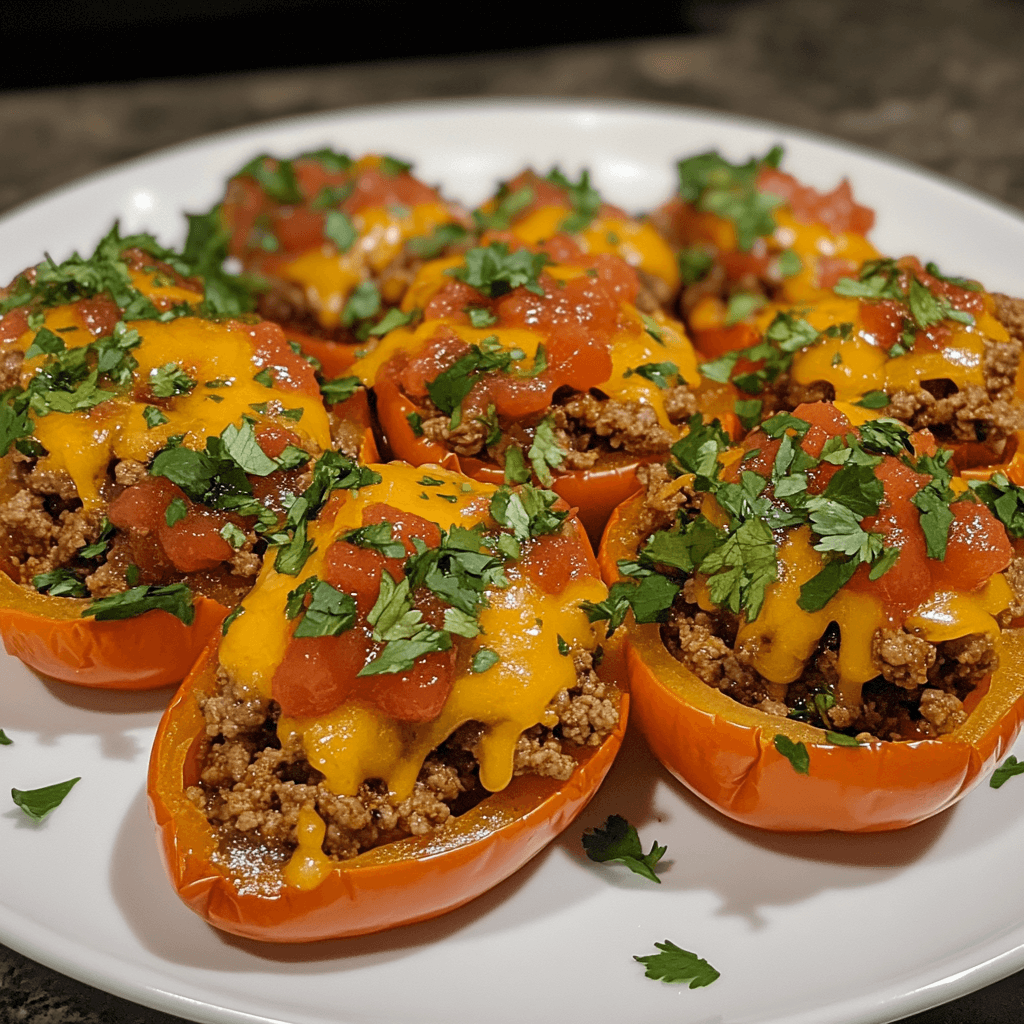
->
[599,492,1024,832]
[148,640,628,942]
[373,372,656,544]
[0,571,227,689]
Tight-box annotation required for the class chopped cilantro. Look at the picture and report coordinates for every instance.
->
[473,185,534,231]
[407,222,470,259]
[633,941,720,988]
[624,361,680,390]
[32,568,88,598]
[724,290,765,326]
[368,307,418,336]
[446,243,549,299]
[12,777,81,822]
[466,307,498,328]
[582,814,666,883]
[774,734,810,774]
[287,577,358,638]
[84,583,195,625]
[237,154,303,203]
[380,155,413,176]
[143,405,168,428]
[527,415,564,486]
[318,375,361,405]
[991,755,1024,789]
[324,210,358,252]
[341,282,381,329]
[471,648,501,673]
[855,390,890,409]
[677,246,713,285]
[164,497,188,528]
[149,363,195,399]
[546,166,603,233]
[676,146,783,250]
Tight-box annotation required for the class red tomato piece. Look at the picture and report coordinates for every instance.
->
[931,501,1012,593]
[520,531,600,595]
[272,628,375,719]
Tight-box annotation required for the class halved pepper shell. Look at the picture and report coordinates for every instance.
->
[373,372,657,545]
[599,491,1024,832]
[148,639,629,942]
[0,570,228,690]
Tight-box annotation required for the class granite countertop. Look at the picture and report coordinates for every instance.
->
[3,1,1024,1021]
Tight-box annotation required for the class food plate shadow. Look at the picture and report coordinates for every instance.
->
[3,654,169,759]
[111,785,591,970]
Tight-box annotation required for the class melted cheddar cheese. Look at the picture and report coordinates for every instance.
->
[12,310,332,512]
[508,206,681,293]
[218,464,607,825]
[279,201,455,330]
[691,525,1013,710]
[772,208,880,305]
[754,294,1010,404]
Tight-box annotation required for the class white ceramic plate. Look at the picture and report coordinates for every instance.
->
[3,99,1024,1024]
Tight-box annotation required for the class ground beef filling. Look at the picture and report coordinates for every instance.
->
[0,453,272,605]
[414,384,698,471]
[755,297,1024,448]
[188,649,620,862]
[658,576,1015,742]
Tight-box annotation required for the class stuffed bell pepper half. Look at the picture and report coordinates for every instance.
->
[149,462,627,941]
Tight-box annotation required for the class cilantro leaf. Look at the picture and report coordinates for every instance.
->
[324,210,358,252]
[676,147,783,250]
[407,222,469,259]
[447,243,550,299]
[527,415,564,486]
[774,734,810,774]
[12,777,81,822]
[149,363,196,399]
[624,361,680,389]
[471,647,501,673]
[582,814,666,883]
[991,755,1024,789]
[32,568,88,598]
[83,583,195,625]
[633,940,720,988]
[319,375,361,404]
[473,185,534,231]
[288,578,357,638]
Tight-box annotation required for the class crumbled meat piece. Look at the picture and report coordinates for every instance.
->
[0,350,24,391]
[1003,555,1024,621]
[555,393,674,456]
[635,462,700,533]
[113,459,148,488]
[512,727,575,780]
[993,294,1024,346]
[25,465,78,502]
[873,628,937,690]
[229,533,261,577]
[421,410,489,457]
[918,689,967,734]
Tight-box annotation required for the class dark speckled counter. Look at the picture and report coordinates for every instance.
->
[4,1,1024,1021]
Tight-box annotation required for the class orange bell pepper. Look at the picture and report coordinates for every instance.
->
[0,571,227,689]
[598,492,1024,833]
[148,461,628,941]
[148,642,627,942]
